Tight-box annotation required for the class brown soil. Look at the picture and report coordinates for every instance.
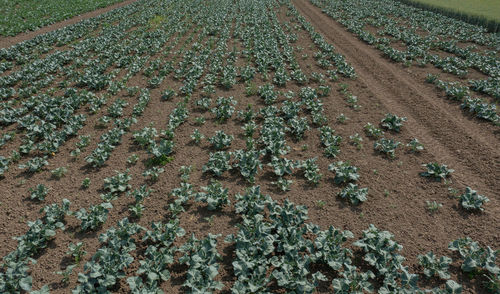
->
[0,0,498,293]
[0,0,138,49]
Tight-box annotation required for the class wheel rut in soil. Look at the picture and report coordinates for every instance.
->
[292,0,500,197]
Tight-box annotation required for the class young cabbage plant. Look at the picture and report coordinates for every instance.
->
[420,163,454,181]
[328,161,360,185]
[418,251,452,279]
[459,187,489,211]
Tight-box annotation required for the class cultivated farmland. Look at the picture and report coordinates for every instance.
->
[0,0,129,37]
[0,0,498,293]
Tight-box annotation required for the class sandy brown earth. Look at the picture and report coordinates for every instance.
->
[0,0,498,293]
[0,0,137,49]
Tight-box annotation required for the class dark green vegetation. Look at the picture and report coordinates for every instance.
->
[0,0,126,37]
[397,0,500,33]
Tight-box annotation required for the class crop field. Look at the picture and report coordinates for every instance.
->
[0,0,498,293]
[398,0,500,23]
[0,0,128,37]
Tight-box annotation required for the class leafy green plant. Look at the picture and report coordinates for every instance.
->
[233,149,262,183]
[353,224,404,280]
[273,66,290,86]
[195,116,206,125]
[100,192,117,202]
[56,264,76,285]
[332,264,374,293]
[67,242,86,264]
[168,103,189,129]
[134,243,176,287]
[104,170,131,193]
[190,129,205,145]
[381,113,407,132]
[208,130,233,150]
[425,73,439,84]
[196,180,230,210]
[238,104,256,122]
[202,151,232,177]
[420,163,454,181]
[268,156,295,177]
[211,96,236,122]
[178,234,223,293]
[288,117,310,140]
[9,150,20,163]
[428,280,463,294]
[96,116,111,128]
[143,167,165,182]
[133,126,158,148]
[291,69,308,84]
[29,184,49,201]
[107,98,128,118]
[328,161,360,185]
[71,135,92,157]
[272,177,293,192]
[126,86,140,97]
[318,85,331,97]
[374,138,400,159]
[319,126,342,158]
[242,121,257,138]
[461,97,499,122]
[346,94,360,110]
[349,133,364,150]
[337,113,348,124]
[18,156,49,173]
[364,122,384,138]
[51,166,68,179]
[448,237,499,276]
[161,89,176,101]
[426,201,442,213]
[240,65,256,82]
[281,100,301,120]
[179,166,192,183]
[129,202,145,218]
[148,139,174,165]
[74,202,113,231]
[0,156,10,176]
[127,154,139,165]
[195,97,212,111]
[233,186,273,217]
[338,183,368,205]
[74,218,142,292]
[418,251,452,279]
[407,138,424,152]
[127,185,152,203]
[297,157,322,185]
[81,178,91,189]
[315,200,326,209]
[259,83,278,105]
[244,81,258,96]
[0,258,34,292]
[459,187,489,211]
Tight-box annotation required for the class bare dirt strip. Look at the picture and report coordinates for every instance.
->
[0,0,138,49]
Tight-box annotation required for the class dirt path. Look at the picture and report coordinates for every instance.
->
[0,0,138,49]
[292,0,500,196]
